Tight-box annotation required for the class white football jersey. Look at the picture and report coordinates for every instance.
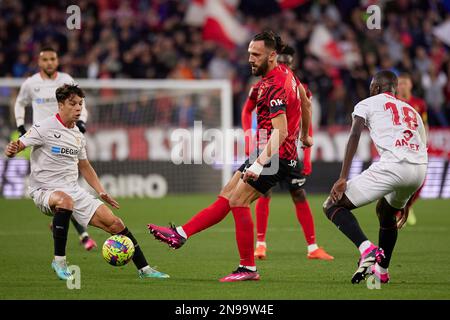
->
[14,72,88,127]
[352,93,428,164]
[19,115,87,194]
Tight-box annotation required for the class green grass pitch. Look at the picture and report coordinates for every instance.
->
[0,195,449,300]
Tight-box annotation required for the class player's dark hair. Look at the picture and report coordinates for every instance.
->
[373,70,398,89]
[253,30,286,54]
[40,47,57,54]
[56,84,85,103]
[280,45,295,56]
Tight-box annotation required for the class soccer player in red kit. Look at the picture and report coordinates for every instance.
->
[397,73,429,226]
[148,31,313,281]
[242,45,333,260]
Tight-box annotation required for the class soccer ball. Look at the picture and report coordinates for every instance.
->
[102,235,135,266]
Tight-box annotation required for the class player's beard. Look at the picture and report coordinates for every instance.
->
[252,59,269,77]
[43,68,56,78]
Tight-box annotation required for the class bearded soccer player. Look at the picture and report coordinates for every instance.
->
[148,31,313,281]
[323,70,428,284]
[397,73,429,226]
[14,47,96,250]
[5,84,169,280]
[242,45,333,261]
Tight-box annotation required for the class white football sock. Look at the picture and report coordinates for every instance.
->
[256,241,266,247]
[307,244,319,253]
[139,265,151,273]
[358,240,373,255]
[54,256,66,263]
[239,265,256,271]
[176,226,187,239]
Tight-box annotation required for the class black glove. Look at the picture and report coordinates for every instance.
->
[76,120,86,134]
[17,125,27,137]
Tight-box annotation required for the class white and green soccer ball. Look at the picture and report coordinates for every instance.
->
[102,235,135,266]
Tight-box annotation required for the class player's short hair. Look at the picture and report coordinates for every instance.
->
[373,70,398,87]
[56,84,85,103]
[40,47,57,54]
[252,30,286,54]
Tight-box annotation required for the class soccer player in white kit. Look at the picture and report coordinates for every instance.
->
[13,47,96,251]
[5,84,169,280]
[323,70,428,284]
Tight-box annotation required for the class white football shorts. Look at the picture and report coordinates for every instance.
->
[345,161,427,209]
[30,186,103,227]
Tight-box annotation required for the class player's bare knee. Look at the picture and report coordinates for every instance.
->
[290,189,306,203]
[110,217,125,234]
[54,192,74,211]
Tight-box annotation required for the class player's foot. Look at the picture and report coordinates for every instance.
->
[407,208,417,226]
[51,259,74,281]
[307,247,334,260]
[81,237,97,251]
[254,244,267,260]
[147,223,186,249]
[351,245,385,284]
[138,266,170,279]
[219,267,260,282]
[370,264,390,284]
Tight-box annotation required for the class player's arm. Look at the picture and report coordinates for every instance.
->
[14,80,31,136]
[302,124,313,176]
[329,115,365,203]
[298,83,313,147]
[242,86,257,156]
[4,140,26,158]
[243,113,288,182]
[78,159,120,209]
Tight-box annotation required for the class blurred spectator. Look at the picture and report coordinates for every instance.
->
[0,0,449,128]
[422,64,449,127]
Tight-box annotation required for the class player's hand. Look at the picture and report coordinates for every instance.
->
[5,141,20,158]
[100,192,120,209]
[76,120,87,134]
[330,178,347,203]
[17,125,27,137]
[300,135,313,148]
[396,208,409,229]
[243,161,264,183]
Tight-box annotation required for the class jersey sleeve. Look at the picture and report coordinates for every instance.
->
[14,79,32,127]
[265,85,287,119]
[78,137,88,160]
[352,99,370,122]
[19,124,44,147]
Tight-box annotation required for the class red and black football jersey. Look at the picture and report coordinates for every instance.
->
[255,64,301,160]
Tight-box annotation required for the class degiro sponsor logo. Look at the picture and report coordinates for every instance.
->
[51,146,79,155]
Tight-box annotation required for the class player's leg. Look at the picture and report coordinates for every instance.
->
[47,191,75,280]
[402,182,424,226]
[254,190,271,259]
[323,194,383,283]
[89,204,169,279]
[290,188,333,260]
[372,197,399,283]
[70,217,97,251]
[148,168,242,248]
[219,179,262,282]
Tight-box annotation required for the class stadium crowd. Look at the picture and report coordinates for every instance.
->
[1,0,450,128]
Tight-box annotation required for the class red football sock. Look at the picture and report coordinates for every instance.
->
[255,196,271,242]
[182,196,230,238]
[232,206,255,267]
[295,200,316,245]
